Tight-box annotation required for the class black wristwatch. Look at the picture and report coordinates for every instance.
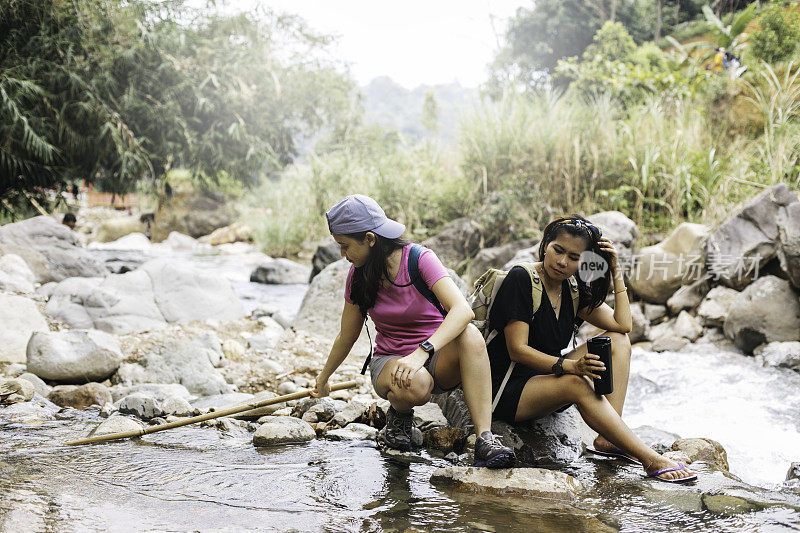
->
[420,340,435,357]
[552,354,567,377]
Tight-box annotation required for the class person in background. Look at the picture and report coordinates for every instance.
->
[62,212,77,230]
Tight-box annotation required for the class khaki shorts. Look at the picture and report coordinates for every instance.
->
[368,351,457,399]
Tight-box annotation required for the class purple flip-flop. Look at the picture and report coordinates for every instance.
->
[648,463,698,483]
[586,446,641,465]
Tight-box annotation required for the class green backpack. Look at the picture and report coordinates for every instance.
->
[468,262,580,412]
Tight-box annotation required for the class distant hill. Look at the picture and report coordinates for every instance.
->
[360,77,478,144]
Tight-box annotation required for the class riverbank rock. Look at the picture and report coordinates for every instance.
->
[110,383,191,402]
[0,253,36,293]
[88,232,152,252]
[332,400,368,427]
[422,217,483,269]
[117,393,164,419]
[250,258,310,285]
[673,311,703,342]
[95,217,146,243]
[198,221,252,245]
[48,383,112,409]
[151,183,234,242]
[697,287,740,327]
[162,396,193,417]
[423,427,466,454]
[431,467,583,500]
[253,416,316,445]
[723,276,800,353]
[326,423,379,441]
[630,223,709,304]
[667,278,710,315]
[466,238,538,284]
[17,373,50,397]
[292,258,352,341]
[90,415,143,437]
[778,201,800,289]
[0,394,60,422]
[432,388,582,465]
[671,438,729,470]
[628,304,650,344]
[27,330,123,382]
[587,211,639,269]
[115,334,233,396]
[502,246,539,270]
[142,258,244,323]
[413,402,449,430]
[0,294,49,363]
[0,216,107,282]
[755,341,800,372]
[0,244,49,283]
[309,238,340,281]
[0,378,35,403]
[706,184,799,290]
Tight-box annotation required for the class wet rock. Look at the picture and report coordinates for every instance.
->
[302,400,342,423]
[422,217,483,269]
[332,400,367,427]
[27,329,123,382]
[90,415,143,437]
[17,373,50,398]
[755,341,800,372]
[198,222,252,246]
[0,215,106,282]
[628,303,650,344]
[423,427,466,454]
[413,402,449,430]
[309,238,340,281]
[1,393,59,422]
[632,425,681,454]
[161,396,193,417]
[0,294,49,364]
[253,416,316,445]
[671,438,729,470]
[117,393,164,419]
[666,278,710,315]
[706,183,799,290]
[702,486,800,516]
[787,462,800,482]
[192,392,253,412]
[0,378,35,403]
[48,383,112,409]
[431,467,583,500]
[326,423,379,441]
[643,303,668,323]
[0,253,36,293]
[673,311,703,342]
[111,383,191,402]
[115,335,233,396]
[277,381,298,395]
[697,287,740,328]
[587,211,639,269]
[663,450,693,465]
[466,238,538,283]
[630,223,709,304]
[723,276,800,354]
[365,401,387,429]
[250,258,310,285]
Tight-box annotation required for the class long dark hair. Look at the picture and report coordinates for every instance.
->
[538,214,612,312]
[347,232,410,316]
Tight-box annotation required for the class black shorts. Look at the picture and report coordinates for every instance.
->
[492,367,572,423]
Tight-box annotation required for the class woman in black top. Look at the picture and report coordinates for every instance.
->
[488,215,696,483]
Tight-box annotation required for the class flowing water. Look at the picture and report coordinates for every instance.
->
[2,248,800,532]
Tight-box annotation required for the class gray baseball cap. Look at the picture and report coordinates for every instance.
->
[326,194,406,239]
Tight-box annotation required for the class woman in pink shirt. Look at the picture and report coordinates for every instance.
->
[312,194,514,467]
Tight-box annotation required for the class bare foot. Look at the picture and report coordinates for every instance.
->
[593,435,617,452]
[645,455,697,482]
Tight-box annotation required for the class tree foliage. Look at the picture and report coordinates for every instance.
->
[750,4,800,64]
[0,0,354,211]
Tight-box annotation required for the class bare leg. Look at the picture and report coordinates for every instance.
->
[430,324,493,436]
[375,358,434,412]
[514,374,695,481]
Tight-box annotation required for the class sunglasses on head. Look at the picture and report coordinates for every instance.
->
[555,218,602,237]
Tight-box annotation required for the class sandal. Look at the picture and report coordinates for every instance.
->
[586,446,641,465]
[647,463,698,484]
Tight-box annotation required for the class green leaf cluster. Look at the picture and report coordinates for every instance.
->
[750,4,800,64]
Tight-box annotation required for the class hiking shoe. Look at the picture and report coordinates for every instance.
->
[384,406,416,452]
[474,431,515,468]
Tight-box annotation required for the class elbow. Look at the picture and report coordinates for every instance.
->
[507,347,523,363]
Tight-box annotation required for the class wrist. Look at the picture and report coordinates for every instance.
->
[563,359,576,375]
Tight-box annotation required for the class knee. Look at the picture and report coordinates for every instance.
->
[562,374,595,404]
[608,332,631,355]
[456,323,487,357]
[392,372,433,406]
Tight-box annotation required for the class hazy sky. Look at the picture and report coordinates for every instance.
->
[219,1,528,89]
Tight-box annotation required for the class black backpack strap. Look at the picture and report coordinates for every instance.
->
[360,319,373,375]
[408,244,447,317]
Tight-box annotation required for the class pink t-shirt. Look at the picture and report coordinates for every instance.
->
[344,244,450,358]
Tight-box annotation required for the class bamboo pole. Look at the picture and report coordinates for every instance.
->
[64,380,359,446]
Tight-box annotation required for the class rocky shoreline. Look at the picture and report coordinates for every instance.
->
[2,185,800,519]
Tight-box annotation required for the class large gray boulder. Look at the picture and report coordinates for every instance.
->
[44,277,104,329]
[502,246,539,270]
[723,276,800,354]
[0,244,49,282]
[466,238,538,284]
[422,217,483,269]
[250,258,310,285]
[706,184,799,290]
[0,294,49,363]
[142,258,245,323]
[27,329,123,382]
[698,287,740,327]
[293,258,353,341]
[587,211,639,270]
[778,201,800,289]
[114,333,234,396]
[630,223,709,304]
[309,238,341,281]
[432,387,582,465]
[755,341,800,373]
[0,253,36,293]
[0,216,106,282]
[48,383,112,409]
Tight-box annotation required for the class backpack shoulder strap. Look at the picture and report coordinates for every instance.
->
[567,275,580,317]
[409,244,447,317]
[513,262,543,317]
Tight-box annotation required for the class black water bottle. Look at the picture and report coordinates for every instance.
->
[588,336,613,396]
